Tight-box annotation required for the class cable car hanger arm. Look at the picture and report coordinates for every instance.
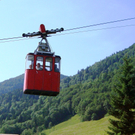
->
[22,26,64,38]
[22,24,64,55]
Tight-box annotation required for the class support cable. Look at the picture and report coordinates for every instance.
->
[0,17,135,43]
[52,24,135,36]
[64,17,135,32]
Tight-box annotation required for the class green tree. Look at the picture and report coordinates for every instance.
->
[107,57,135,135]
[21,128,33,135]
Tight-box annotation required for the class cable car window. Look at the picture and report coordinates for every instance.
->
[45,57,52,71]
[55,57,60,72]
[36,56,43,70]
[26,55,34,69]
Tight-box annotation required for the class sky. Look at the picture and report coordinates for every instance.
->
[0,0,135,82]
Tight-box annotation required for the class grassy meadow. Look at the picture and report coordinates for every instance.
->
[40,115,111,135]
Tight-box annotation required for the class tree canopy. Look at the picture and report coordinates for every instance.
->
[107,57,135,135]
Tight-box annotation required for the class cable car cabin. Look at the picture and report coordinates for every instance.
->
[23,53,61,96]
[23,24,64,96]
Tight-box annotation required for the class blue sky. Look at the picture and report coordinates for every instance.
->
[0,0,135,82]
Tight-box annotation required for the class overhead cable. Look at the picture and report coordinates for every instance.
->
[0,24,134,43]
[53,24,135,36]
[0,36,23,41]
[0,17,135,43]
[64,17,135,32]
[0,37,37,44]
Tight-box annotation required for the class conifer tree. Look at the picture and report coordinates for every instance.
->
[107,57,135,135]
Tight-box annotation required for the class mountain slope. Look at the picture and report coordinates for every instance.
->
[0,74,24,95]
[0,43,135,134]
[61,43,135,88]
[41,115,110,135]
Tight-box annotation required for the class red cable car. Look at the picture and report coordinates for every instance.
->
[23,24,64,96]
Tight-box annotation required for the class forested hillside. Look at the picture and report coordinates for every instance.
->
[0,74,24,95]
[0,43,135,135]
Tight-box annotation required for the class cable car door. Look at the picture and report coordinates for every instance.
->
[34,56,44,90]
[43,57,52,91]
[24,54,35,92]
[53,56,61,92]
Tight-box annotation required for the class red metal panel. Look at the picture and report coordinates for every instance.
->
[23,69,34,91]
[51,57,59,92]
[34,70,44,90]
[43,70,52,91]
[52,72,60,92]
[43,56,52,91]
[23,72,27,92]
